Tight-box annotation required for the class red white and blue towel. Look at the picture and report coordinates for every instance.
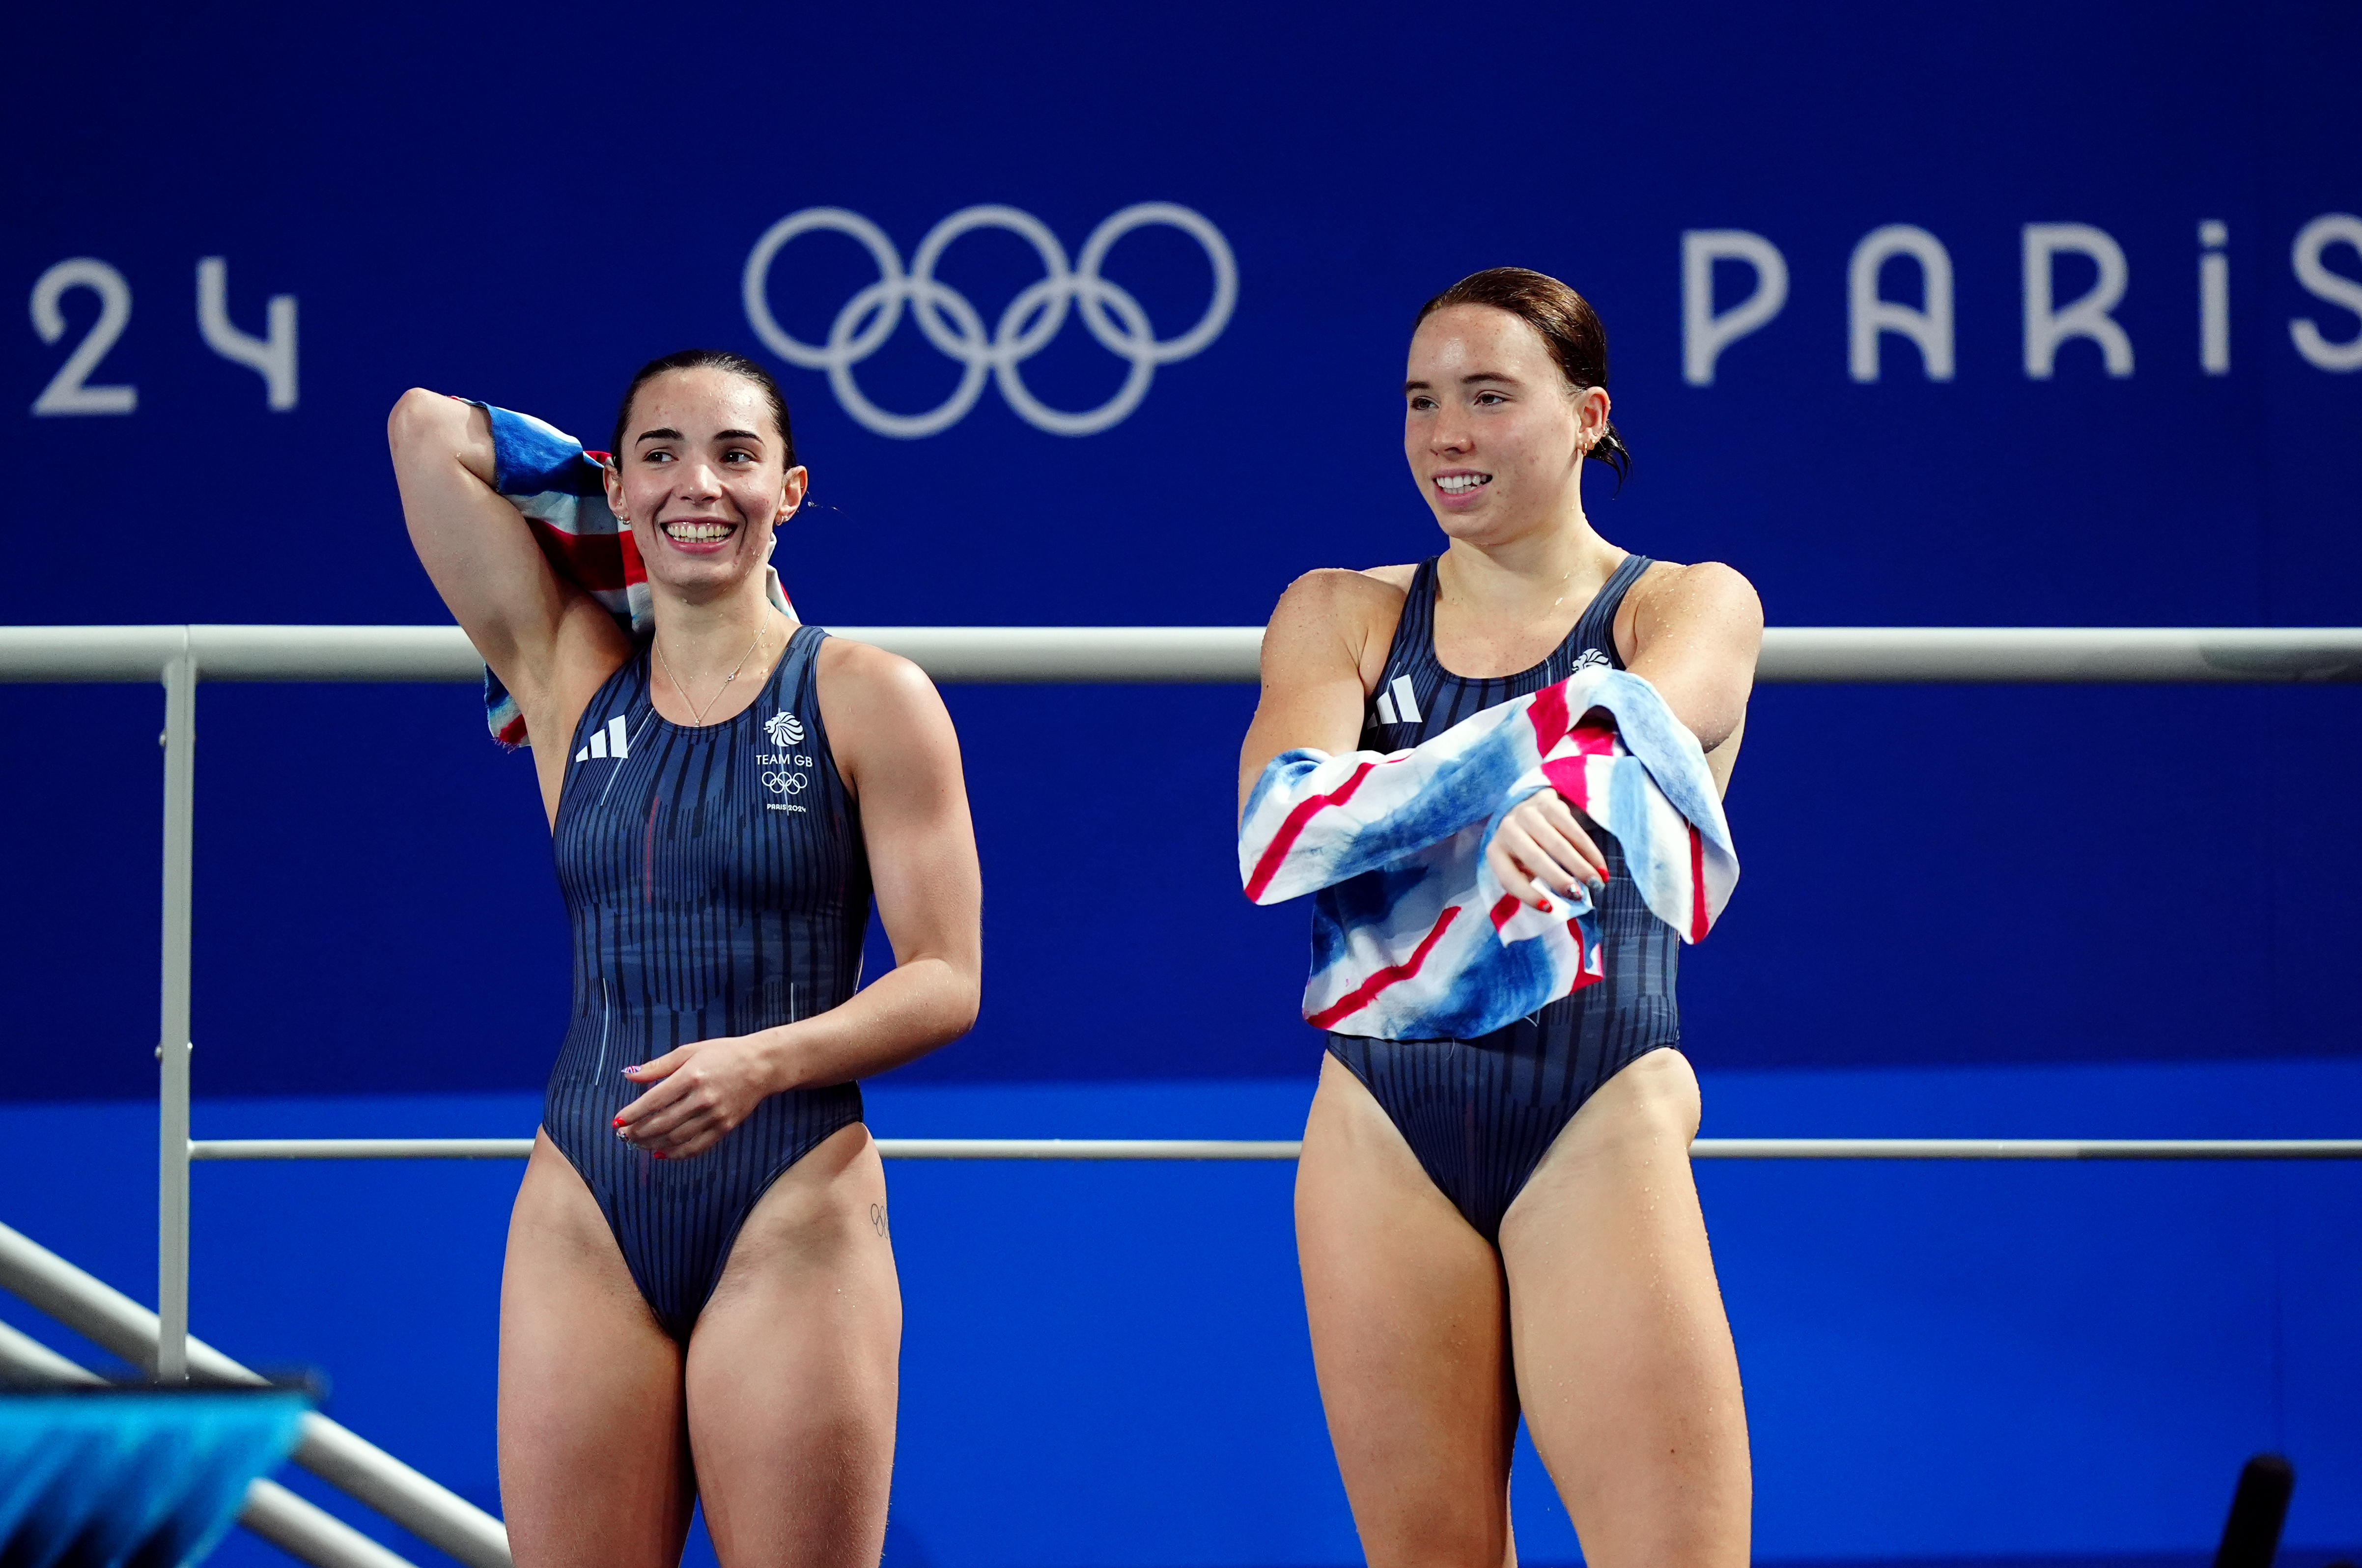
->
[1238,667,1739,1039]
[470,402,790,747]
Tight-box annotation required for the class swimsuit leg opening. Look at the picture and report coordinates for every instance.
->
[686,1097,870,1331]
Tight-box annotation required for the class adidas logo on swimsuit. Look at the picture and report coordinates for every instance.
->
[575,714,630,763]
[1373,674,1423,727]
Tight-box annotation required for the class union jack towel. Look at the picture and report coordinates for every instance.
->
[470,401,790,746]
[1239,667,1739,1039]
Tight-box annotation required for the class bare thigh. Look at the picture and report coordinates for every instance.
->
[499,1130,693,1568]
[1497,1049,1751,1568]
[1295,1053,1519,1568]
[686,1121,901,1568]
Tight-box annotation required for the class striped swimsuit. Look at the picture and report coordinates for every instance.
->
[1324,553,1680,1240]
[545,625,868,1342]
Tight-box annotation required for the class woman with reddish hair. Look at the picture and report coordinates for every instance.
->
[1239,270,1761,1567]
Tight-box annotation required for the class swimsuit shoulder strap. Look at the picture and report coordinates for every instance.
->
[767,623,856,800]
[1567,552,1653,671]
[1374,556,1442,677]
[772,621,825,696]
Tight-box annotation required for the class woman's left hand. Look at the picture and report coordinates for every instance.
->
[613,1035,785,1159]
[1485,787,1608,912]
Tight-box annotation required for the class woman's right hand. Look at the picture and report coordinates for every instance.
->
[1486,789,1608,912]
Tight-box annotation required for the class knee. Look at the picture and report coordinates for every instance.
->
[1358,1511,1512,1568]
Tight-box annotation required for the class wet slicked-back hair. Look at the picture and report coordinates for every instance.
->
[610,349,796,468]
[1416,268,1630,486]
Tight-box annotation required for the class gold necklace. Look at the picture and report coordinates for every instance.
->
[655,624,767,727]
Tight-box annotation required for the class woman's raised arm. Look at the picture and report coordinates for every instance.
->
[386,389,627,743]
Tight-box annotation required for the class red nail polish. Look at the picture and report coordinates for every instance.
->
[652,1151,666,1161]
[611,1116,625,1127]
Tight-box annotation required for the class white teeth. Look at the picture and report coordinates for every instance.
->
[1435,474,1490,494]
[663,520,733,542]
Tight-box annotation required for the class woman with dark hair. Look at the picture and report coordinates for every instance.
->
[1238,271,1760,1567]
[389,351,981,1568]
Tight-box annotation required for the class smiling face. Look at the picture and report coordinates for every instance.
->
[601,366,807,599]
[1403,303,1609,545]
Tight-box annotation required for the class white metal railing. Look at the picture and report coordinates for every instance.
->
[185,1136,2362,1162]
[4,620,2360,1568]
[5,622,2362,684]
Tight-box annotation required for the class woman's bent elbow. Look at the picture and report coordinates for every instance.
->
[945,970,982,1040]
[386,386,456,456]
[388,389,494,484]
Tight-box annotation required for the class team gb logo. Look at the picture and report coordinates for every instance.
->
[765,710,805,748]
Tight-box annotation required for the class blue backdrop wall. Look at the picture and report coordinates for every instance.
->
[3,2,2359,1565]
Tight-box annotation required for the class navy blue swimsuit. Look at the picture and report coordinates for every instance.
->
[545,625,869,1342]
[1326,554,1680,1241]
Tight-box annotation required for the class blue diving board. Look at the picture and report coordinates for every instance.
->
[0,1387,310,1568]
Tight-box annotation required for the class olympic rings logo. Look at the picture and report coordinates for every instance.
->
[741,203,1237,439]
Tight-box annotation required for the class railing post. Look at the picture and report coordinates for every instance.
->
[157,634,196,1382]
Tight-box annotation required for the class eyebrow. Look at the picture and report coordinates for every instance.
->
[634,427,766,446]
[1401,371,1518,394]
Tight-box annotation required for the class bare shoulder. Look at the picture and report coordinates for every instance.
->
[1628,558,1764,633]
[814,636,961,811]
[1268,565,1410,644]
[1272,563,1408,616]
[815,635,945,722]
[1263,566,1414,690]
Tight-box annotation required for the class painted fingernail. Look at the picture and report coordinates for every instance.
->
[652,1150,666,1161]
[621,1065,640,1076]
[611,1116,626,1127]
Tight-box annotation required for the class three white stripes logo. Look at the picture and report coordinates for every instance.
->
[575,715,631,763]
[1373,675,1423,727]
